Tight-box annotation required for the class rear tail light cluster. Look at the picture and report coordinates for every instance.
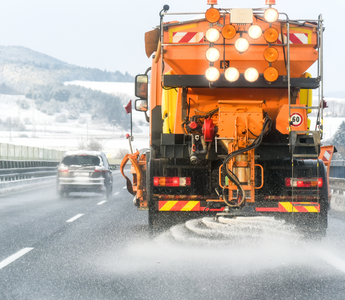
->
[153,177,191,187]
[58,166,69,172]
[285,178,323,188]
[95,166,106,172]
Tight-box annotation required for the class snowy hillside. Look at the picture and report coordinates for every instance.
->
[0,81,149,159]
[0,46,68,67]
[0,46,133,93]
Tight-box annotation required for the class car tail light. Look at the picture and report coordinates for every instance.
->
[153,177,191,187]
[58,166,69,172]
[95,166,106,172]
[285,178,323,188]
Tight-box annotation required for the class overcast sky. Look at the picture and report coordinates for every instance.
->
[0,0,343,95]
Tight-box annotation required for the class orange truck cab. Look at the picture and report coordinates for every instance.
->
[121,1,334,236]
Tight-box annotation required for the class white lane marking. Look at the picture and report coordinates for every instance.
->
[66,214,84,223]
[0,248,34,270]
[114,192,119,196]
[317,249,345,274]
[97,201,107,206]
[123,186,127,189]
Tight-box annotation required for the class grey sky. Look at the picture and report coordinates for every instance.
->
[0,0,342,94]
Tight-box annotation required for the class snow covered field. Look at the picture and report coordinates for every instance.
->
[0,81,343,160]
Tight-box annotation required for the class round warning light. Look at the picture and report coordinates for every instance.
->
[224,67,240,82]
[206,8,220,23]
[264,8,279,23]
[248,25,262,40]
[206,47,220,62]
[222,24,236,40]
[264,27,279,43]
[206,28,220,43]
[205,67,220,82]
[264,47,279,62]
[244,68,259,82]
[235,37,249,53]
[264,67,279,82]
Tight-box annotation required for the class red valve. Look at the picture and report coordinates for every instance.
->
[189,121,198,130]
[202,119,215,142]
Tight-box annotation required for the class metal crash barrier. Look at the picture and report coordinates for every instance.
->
[0,143,64,190]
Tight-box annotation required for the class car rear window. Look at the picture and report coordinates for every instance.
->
[62,155,101,166]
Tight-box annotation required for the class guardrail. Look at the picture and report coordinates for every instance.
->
[330,177,345,195]
[0,163,59,193]
[329,177,345,212]
[0,166,58,181]
[0,143,64,161]
[0,143,64,192]
[330,160,345,179]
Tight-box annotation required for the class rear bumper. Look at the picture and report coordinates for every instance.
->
[57,177,106,192]
[58,177,105,185]
[59,184,105,192]
[157,200,321,213]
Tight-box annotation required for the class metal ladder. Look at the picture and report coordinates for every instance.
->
[287,15,324,224]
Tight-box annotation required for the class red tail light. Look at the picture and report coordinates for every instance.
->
[58,166,69,172]
[297,180,311,188]
[153,177,191,187]
[285,178,323,188]
[153,177,159,186]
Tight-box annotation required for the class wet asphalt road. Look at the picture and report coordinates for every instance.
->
[1,171,345,300]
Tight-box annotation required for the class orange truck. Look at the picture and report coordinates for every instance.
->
[121,0,335,235]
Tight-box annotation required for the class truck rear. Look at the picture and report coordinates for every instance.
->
[121,0,335,236]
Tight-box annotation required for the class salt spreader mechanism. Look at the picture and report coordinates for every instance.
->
[120,0,335,235]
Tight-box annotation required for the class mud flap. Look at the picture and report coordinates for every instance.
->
[120,150,143,196]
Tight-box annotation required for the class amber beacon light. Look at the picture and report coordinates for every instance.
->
[222,24,236,40]
[264,28,279,43]
[264,67,279,82]
[207,0,218,4]
[205,8,220,23]
[265,0,276,5]
[264,47,279,62]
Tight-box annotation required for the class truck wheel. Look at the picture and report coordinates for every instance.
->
[297,199,328,239]
[148,209,156,227]
[315,199,328,238]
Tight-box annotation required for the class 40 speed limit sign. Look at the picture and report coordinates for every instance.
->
[290,112,303,127]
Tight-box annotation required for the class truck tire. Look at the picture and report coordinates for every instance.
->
[295,196,328,239]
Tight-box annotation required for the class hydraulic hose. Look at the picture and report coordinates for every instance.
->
[222,117,272,207]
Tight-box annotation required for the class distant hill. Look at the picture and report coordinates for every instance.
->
[0,45,134,128]
[0,46,133,93]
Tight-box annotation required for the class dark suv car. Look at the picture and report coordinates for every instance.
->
[57,151,113,199]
